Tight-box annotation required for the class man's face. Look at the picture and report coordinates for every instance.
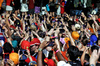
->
[98,40,100,45]
[31,44,39,52]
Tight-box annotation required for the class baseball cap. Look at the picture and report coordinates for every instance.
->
[28,61,37,66]
[75,24,81,30]
[64,37,70,44]
[30,38,40,46]
[21,40,30,50]
[90,34,97,46]
[12,40,18,48]
[72,31,80,40]
[9,53,19,64]
[57,61,71,66]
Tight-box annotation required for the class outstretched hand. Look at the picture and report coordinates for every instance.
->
[90,49,100,65]
[39,41,49,49]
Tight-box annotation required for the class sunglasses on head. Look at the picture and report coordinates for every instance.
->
[31,44,39,47]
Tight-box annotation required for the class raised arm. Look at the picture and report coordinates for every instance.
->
[64,26,75,46]
[37,41,49,66]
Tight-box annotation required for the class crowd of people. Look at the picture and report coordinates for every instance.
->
[0,0,100,66]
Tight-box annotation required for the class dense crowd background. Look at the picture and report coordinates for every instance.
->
[0,0,100,66]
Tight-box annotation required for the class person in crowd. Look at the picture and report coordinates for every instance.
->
[6,0,14,14]
[27,0,35,15]
[13,0,21,16]
[20,0,28,15]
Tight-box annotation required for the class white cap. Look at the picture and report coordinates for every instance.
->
[91,10,96,15]
[57,61,71,66]
[75,24,81,29]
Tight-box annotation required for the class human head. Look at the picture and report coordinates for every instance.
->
[30,38,40,52]
[67,46,80,61]
[9,53,19,64]
[91,45,99,52]
[3,42,12,53]
[82,38,89,46]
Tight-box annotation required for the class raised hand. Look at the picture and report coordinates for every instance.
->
[39,41,49,49]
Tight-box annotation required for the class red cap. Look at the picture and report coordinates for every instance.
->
[30,38,40,46]
[10,25,16,29]
[76,19,78,21]
[21,40,30,50]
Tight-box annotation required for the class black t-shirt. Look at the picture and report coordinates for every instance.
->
[96,63,100,66]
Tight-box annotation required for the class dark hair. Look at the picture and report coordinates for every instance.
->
[0,8,4,15]
[67,46,80,61]
[22,0,26,3]
[98,56,100,62]
[26,20,30,26]
[68,20,75,27]
[14,20,21,27]
[88,20,94,27]
[14,47,19,53]
[64,17,68,22]
[38,30,46,38]
[78,51,83,57]
[82,38,89,46]
[10,17,14,21]
[19,60,28,66]
[91,45,99,52]
[85,54,90,62]
[48,50,53,59]
[3,42,12,53]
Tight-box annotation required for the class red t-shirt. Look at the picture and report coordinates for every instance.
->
[28,0,35,9]
[61,2,65,14]
[6,0,13,6]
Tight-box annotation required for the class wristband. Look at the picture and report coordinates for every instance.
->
[38,48,42,51]
[55,49,59,54]
[86,28,89,31]
[50,36,55,39]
